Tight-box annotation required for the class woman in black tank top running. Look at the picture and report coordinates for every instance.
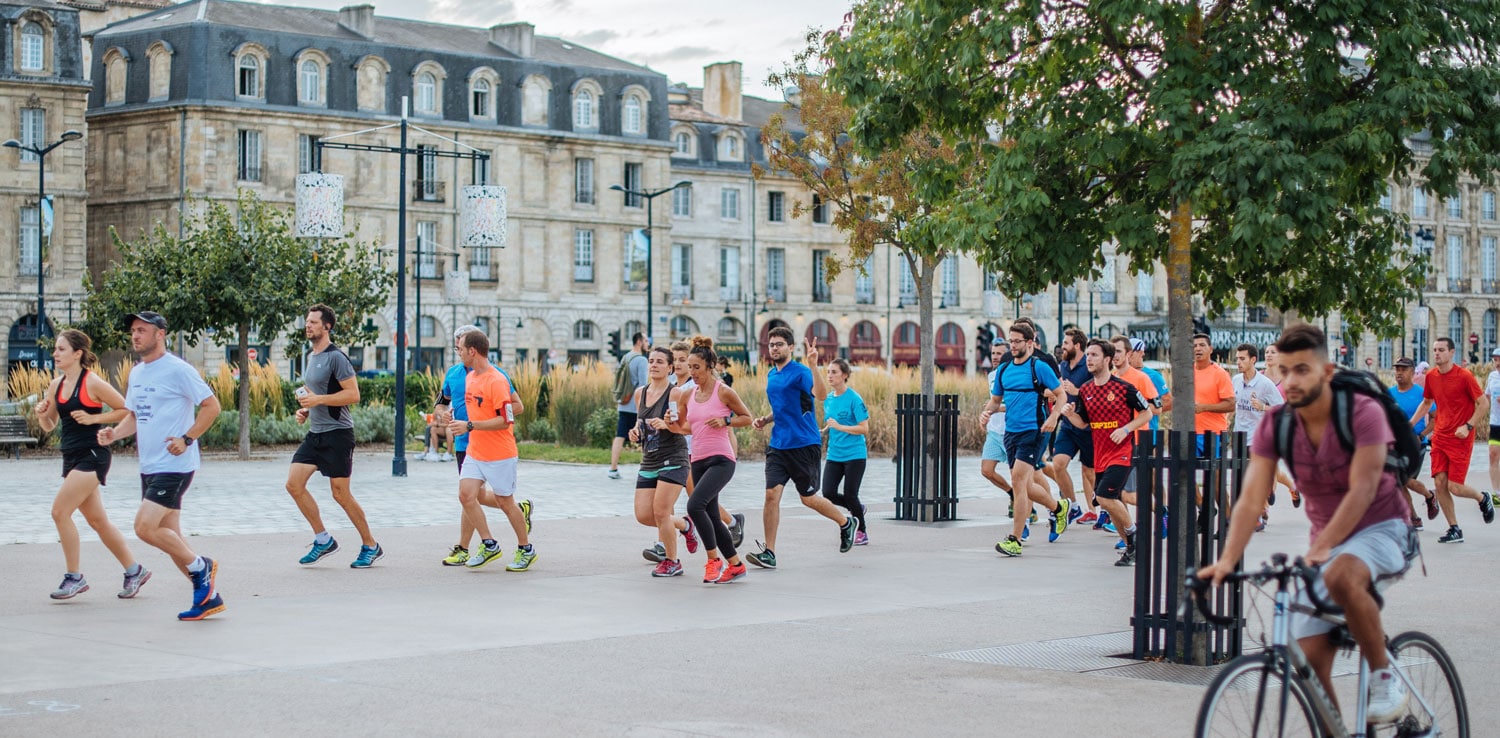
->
[33,329,149,601]
[626,347,698,577]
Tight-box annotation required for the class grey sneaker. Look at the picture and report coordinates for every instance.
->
[118,567,152,599]
[642,542,666,563]
[466,545,505,568]
[729,513,746,549]
[50,574,88,600]
[506,546,537,572]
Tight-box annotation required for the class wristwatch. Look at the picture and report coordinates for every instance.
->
[1465,422,1474,431]
[466,421,474,432]
[183,435,196,447]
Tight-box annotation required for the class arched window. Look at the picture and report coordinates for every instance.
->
[237,53,261,98]
[299,59,322,105]
[522,74,551,126]
[20,22,45,71]
[720,132,742,161]
[471,78,491,118]
[102,48,128,105]
[622,93,642,134]
[573,320,596,341]
[669,315,697,338]
[573,88,595,130]
[938,323,963,345]
[674,130,693,156]
[356,56,390,112]
[896,321,920,345]
[419,315,438,338]
[147,42,172,101]
[415,72,437,114]
[718,317,740,338]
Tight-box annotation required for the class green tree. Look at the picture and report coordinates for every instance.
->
[825,0,1500,433]
[760,34,984,398]
[82,190,392,458]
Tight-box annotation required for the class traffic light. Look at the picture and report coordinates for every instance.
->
[976,325,994,354]
[608,330,622,359]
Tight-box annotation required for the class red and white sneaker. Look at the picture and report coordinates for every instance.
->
[681,516,700,555]
[651,559,683,578]
[1076,512,1098,525]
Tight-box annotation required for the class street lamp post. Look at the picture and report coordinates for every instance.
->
[1413,225,1436,360]
[5,129,83,359]
[610,181,690,343]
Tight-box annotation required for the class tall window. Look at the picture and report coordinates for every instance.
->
[1484,191,1496,221]
[1414,189,1429,218]
[574,158,595,204]
[812,249,831,302]
[721,134,740,161]
[19,108,45,163]
[237,55,260,97]
[20,23,44,71]
[1379,191,1392,211]
[297,134,316,174]
[470,243,493,280]
[573,229,594,282]
[899,259,916,303]
[672,244,692,297]
[1448,194,1463,219]
[855,254,875,304]
[415,72,437,114]
[299,60,321,104]
[622,163,642,208]
[719,246,740,300]
[1484,236,1497,285]
[1377,338,1393,369]
[236,130,262,181]
[766,247,785,301]
[1447,234,1464,287]
[1449,308,1465,348]
[19,206,39,276]
[985,270,1002,292]
[721,188,740,220]
[471,78,491,118]
[674,131,692,155]
[768,192,785,222]
[812,194,829,224]
[416,221,438,278]
[573,321,596,341]
[416,145,438,199]
[573,89,594,129]
[672,185,691,217]
[623,94,643,134]
[941,257,960,305]
[1098,255,1118,303]
[1487,310,1500,357]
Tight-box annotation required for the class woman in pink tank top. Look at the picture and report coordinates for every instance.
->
[680,338,753,584]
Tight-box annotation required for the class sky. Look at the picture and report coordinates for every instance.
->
[263,0,853,100]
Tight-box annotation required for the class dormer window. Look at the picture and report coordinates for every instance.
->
[299,60,321,104]
[574,89,594,130]
[416,72,436,113]
[623,94,642,134]
[238,54,260,97]
[675,132,691,154]
[720,132,743,162]
[20,22,44,71]
[472,78,490,118]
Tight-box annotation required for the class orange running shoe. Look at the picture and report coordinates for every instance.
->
[703,557,725,583]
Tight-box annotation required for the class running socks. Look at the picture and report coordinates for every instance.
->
[186,557,206,573]
[315,531,332,545]
[482,539,498,550]
[125,563,142,576]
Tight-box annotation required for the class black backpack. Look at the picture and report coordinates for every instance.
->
[1272,369,1424,485]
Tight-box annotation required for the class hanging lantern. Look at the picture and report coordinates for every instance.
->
[295,173,345,238]
[460,185,507,248]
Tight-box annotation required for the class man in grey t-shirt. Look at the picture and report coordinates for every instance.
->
[288,305,382,568]
[609,332,650,479]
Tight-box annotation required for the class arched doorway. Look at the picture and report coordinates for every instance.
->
[850,320,882,364]
[893,321,920,368]
[758,318,789,361]
[936,322,966,373]
[805,319,837,358]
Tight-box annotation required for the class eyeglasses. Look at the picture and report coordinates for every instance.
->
[768,342,789,348]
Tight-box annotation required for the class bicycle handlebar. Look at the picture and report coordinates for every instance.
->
[1184,554,1345,625]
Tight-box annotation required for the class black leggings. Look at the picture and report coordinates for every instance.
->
[688,455,737,558]
[823,458,868,532]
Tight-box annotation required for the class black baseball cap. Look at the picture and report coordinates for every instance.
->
[126,311,168,330]
[1393,357,1415,368]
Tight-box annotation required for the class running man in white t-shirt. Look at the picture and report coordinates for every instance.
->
[96,312,224,621]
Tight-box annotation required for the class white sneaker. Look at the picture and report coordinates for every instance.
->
[439,453,453,462]
[1365,668,1408,724]
[607,469,621,479]
[423,452,441,462]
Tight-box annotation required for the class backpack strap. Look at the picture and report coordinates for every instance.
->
[1274,404,1297,480]
[1331,387,1356,453]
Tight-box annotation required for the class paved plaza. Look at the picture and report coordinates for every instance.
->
[1,447,1496,736]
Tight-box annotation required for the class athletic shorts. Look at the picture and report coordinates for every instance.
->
[62,447,111,485]
[292,428,356,478]
[1054,426,1095,467]
[615,411,638,439]
[1292,518,1416,640]
[140,471,195,510]
[766,444,821,496]
[1094,464,1132,501]
[455,450,466,472]
[1489,425,1500,446]
[637,465,689,489]
[982,430,1008,462]
[459,456,518,496]
[1004,430,1046,468]
[1430,433,1475,485]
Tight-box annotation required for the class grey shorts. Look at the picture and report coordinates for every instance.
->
[1291,518,1417,640]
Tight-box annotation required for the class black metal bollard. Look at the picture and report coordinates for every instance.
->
[893,393,959,522]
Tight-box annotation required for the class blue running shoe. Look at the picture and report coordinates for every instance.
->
[190,558,217,606]
[350,543,383,569]
[1093,509,1112,530]
[1021,523,1031,541]
[178,593,225,621]
[1067,502,1083,526]
[1116,539,1127,550]
[299,537,339,565]
[1101,522,1117,534]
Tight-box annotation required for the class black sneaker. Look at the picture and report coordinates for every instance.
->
[839,516,859,553]
[1411,516,1424,532]
[1425,494,1440,521]
[1115,545,1136,567]
[1438,525,1464,544]
[1481,492,1495,524]
[729,513,746,549]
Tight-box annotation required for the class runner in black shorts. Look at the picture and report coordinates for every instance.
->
[746,329,858,568]
[627,346,699,577]
[34,329,149,601]
[286,305,382,569]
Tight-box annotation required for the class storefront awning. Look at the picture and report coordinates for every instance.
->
[1127,317,1282,351]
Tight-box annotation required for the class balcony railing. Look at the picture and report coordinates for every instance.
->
[573,265,594,282]
[855,284,875,304]
[1447,277,1471,293]
[413,180,446,202]
[1098,290,1118,304]
[813,287,832,303]
[720,286,741,302]
[1484,279,1500,294]
[470,262,494,281]
[940,290,960,307]
[415,258,442,279]
[670,284,693,303]
[767,285,786,302]
[1137,295,1164,313]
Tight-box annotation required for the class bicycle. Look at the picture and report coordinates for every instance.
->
[1186,552,1468,737]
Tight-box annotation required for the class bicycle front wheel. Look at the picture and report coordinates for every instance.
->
[1197,653,1323,738]
[1385,631,1468,738]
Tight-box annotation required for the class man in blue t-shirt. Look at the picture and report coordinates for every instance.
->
[434,325,526,567]
[981,321,1071,556]
[1389,356,1440,526]
[746,327,857,569]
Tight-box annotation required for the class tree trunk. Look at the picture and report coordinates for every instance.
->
[916,252,937,400]
[238,323,252,460]
[1167,197,1207,665]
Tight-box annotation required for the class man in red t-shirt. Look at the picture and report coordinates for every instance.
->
[1061,339,1152,566]
[1407,337,1496,543]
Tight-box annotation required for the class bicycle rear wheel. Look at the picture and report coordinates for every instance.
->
[1197,653,1323,738]
[1383,631,1468,738]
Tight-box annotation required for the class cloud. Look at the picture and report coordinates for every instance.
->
[630,45,720,65]
[567,29,620,46]
[424,0,517,26]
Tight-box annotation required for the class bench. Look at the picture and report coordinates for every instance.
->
[0,415,37,459]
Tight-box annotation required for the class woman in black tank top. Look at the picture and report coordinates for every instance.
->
[33,329,148,600]
[625,347,698,577]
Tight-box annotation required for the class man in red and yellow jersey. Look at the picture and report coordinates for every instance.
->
[447,330,537,571]
[1062,339,1153,566]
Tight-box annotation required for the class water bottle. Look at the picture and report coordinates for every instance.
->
[667,403,679,423]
